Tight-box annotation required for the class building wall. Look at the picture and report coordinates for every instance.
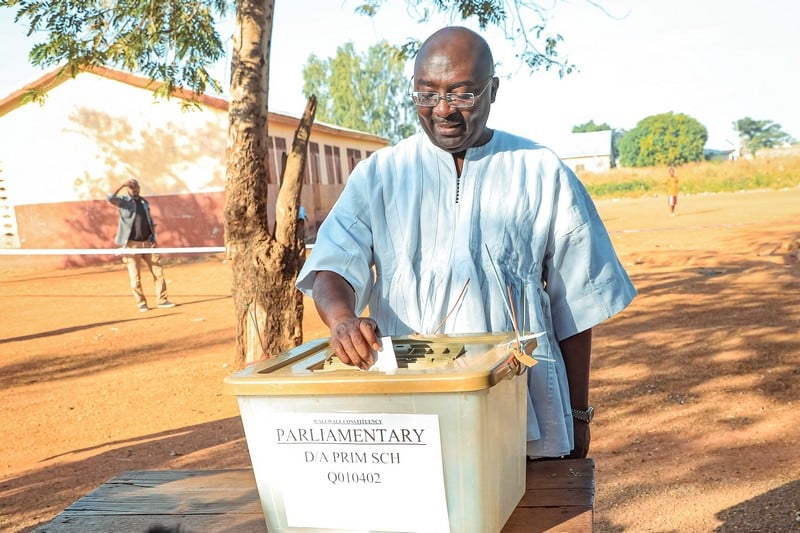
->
[0,69,387,268]
[548,131,613,174]
[14,192,224,267]
[562,154,612,173]
[1,74,228,207]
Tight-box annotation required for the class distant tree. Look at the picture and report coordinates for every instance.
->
[618,112,707,167]
[5,0,226,103]
[303,42,418,145]
[610,128,626,168]
[572,120,611,133]
[357,1,580,77]
[733,117,792,157]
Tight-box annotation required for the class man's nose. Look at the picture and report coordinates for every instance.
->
[432,95,455,115]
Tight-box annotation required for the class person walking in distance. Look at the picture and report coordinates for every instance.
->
[107,179,176,312]
[666,166,679,215]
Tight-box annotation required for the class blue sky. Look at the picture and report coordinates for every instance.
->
[2,0,799,150]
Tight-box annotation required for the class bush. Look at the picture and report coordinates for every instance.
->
[618,112,708,167]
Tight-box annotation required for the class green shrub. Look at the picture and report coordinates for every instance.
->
[585,180,651,196]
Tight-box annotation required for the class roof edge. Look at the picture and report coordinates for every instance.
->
[0,65,390,144]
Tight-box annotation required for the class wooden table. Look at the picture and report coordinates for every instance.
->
[503,458,595,532]
[36,458,594,532]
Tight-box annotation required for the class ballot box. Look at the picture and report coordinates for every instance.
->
[224,332,529,533]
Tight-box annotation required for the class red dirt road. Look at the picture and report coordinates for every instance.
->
[2,188,800,532]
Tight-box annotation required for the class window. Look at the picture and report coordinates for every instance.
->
[267,136,288,183]
[307,142,321,184]
[324,145,343,184]
[346,148,363,172]
[274,137,288,183]
[266,136,277,183]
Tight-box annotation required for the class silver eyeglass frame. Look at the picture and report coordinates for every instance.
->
[409,77,494,109]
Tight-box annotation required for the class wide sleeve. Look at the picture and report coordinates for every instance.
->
[295,165,377,315]
[106,193,126,207]
[543,166,637,340]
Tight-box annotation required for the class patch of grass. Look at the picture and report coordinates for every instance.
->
[577,152,800,199]
[585,180,651,196]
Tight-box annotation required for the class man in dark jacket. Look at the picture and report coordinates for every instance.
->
[107,179,175,312]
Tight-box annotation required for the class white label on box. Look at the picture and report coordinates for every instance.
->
[268,412,449,532]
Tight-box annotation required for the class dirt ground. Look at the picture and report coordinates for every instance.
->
[2,188,800,533]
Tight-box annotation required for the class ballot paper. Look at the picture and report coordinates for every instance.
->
[369,335,398,371]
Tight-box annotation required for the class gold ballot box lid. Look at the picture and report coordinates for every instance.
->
[223,332,529,396]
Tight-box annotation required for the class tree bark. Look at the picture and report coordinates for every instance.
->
[225,0,315,368]
[225,0,272,368]
[257,95,317,364]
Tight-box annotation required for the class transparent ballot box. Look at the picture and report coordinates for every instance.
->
[223,332,529,533]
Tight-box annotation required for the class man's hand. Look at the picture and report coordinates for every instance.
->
[568,420,590,459]
[109,180,134,198]
[329,317,381,370]
[312,271,382,370]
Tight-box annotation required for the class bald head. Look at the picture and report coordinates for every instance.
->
[414,26,494,81]
[412,26,498,155]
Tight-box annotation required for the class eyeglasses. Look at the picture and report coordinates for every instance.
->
[410,78,494,109]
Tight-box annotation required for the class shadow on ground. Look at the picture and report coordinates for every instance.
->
[0,418,252,533]
[714,480,800,532]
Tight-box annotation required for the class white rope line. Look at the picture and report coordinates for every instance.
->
[0,244,314,255]
[0,246,226,255]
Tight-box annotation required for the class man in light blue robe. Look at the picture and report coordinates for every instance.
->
[296,26,636,459]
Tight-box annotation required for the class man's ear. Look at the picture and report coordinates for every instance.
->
[490,77,499,103]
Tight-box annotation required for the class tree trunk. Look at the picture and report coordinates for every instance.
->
[256,96,317,365]
[224,0,315,369]
[273,94,318,354]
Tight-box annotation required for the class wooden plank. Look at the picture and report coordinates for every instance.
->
[59,469,263,515]
[502,458,594,533]
[502,507,593,533]
[518,487,595,507]
[35,470,266,533]
[525,459,596,490]
[38,460,594,532]
[37,514,268,533]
